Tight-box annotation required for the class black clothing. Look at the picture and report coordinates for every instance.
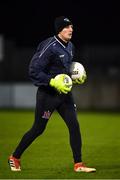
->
[13,88,82,163]
[13,36,82,163]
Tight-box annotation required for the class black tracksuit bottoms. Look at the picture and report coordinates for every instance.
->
[13,87,82,163]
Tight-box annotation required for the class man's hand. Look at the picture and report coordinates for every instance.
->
[50,74,72,94]
[73,71,87,84]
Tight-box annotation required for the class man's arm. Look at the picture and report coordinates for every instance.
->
[29,49,52,86]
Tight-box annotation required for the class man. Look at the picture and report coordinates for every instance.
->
[8,16,96,173]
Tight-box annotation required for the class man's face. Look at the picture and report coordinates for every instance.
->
[59,25,73,42]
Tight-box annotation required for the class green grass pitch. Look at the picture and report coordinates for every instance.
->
[0,110,120,179]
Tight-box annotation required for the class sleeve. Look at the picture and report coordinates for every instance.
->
[29,47,52,87]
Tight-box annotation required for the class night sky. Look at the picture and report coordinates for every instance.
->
[0,0,120,47]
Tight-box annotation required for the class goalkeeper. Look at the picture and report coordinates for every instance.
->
[8,16,96,173]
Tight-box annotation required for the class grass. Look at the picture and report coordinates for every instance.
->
[0,110,120,179]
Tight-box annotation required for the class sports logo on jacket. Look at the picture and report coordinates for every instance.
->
[59,54,65,58]
[42,110,51,119]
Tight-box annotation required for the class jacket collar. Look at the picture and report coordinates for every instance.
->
[54,35,68,47]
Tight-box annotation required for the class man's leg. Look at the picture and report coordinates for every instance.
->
[12,89,52,159]
[8,88,57,171]
[57,93,96,172]
[57,94,82,163]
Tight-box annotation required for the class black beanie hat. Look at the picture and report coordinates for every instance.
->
[54,16,73,34]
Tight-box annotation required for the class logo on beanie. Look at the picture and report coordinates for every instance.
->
[64,18,70,22]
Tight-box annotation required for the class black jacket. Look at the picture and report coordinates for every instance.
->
[29,36,75,87]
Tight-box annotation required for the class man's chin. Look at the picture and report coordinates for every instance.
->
[66,37,72,41]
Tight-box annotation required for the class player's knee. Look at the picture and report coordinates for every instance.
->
[30,123,47,137]
[36,125,46,135]
[68,120,80,133]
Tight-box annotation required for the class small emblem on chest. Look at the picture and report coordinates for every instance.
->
[59,54,65,58]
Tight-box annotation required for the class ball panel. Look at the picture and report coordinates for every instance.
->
[70,62,86,80]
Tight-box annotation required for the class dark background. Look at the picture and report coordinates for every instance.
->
[0,0,120,47]
[0,0,120,110]
[0,0,120,82]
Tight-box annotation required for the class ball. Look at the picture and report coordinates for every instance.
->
[70,62,86,80]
